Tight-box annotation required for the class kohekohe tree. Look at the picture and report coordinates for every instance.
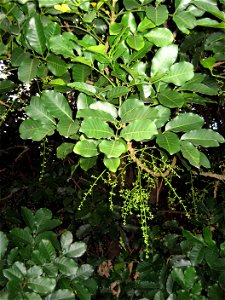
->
[0,0,225,253]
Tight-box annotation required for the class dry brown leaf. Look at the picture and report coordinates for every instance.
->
[111,280,121,298]
[98,260,113,278]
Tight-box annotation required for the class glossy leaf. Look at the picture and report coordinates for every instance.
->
[99,140,127,158]
[80,118,114,139]
[119,98,144,122]
[103,157,120,172]
[180,141,201,168]
[74,140,99,157]
[158,90,184,108]
[121,12,137,33]
[162,62,194,86]
[120,119,158,141]
[57,119,79,138]
[89,102,117,119]
[189,244,205,266]
[54,257,78,276]
[18,57,39,83]
[193,1,225,21]
[146,5,168,26]
[60,231,73,252]
[49,289,75,300]
[39,0,62,7]
[151,45,178,77]
[64,241,87,258]
[10,228,33,245]
[173,11,197,34]
[181,129,225,147]
[47,54,68,76]
[25,96,56,125]
[49,35,75,58]
[25,16,46,55]
[41,91,73,121]
[165,113,204,132]
[39,240,56,261]
[156,132,180,155]
[68,82,97,96]
[56,143,74,159]
[19,119,55,141]
[0,231,8,259]
[106,86,130,99]
[126,35,145,51]
[28,277,56,295]
[145,28,174,47]
[76,264,94,280]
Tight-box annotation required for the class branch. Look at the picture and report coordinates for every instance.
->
[192,171,225,181]
[127,142,176,177]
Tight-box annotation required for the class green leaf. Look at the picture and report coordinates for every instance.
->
[181,129,225,147]
[123,0,140,10]
[25,96,56,125]
[90,102,117,119]
[99,140,127,158]
[156,132,180,155]
[49,35,75,58]
[179,80,218,95]
[24,292,42,300]
[72,281,92,300]
[80,157,97,171]
[21,207,35,231]
[121,12,137,33]
[80,118,114,139]
[162,62,194,86]
[74,140,99,157]
[120,119,158,141]
[77,108,114,122]
[193,1,225,21]
[54,257,78,276]
[106,86,130,99]
[199,152,211,169]
[11,47,30,67]
[3,264,25,281]
[41,90,73,121]
[146,5,168,26]
[72,63,91,82]
[173,11,197,34]
[171,268,185,288]
[60,231,73,252]
[10,228,34,245]
[151,45,178,77]
[0,80,16,93]
[49,289,75,300]
[145,28,174,47]
[158,90,184,108]
[57,143,75,159]
[165,113,204,132]
[180,141,201,168]
[57,119,79,138]
[184,267,197,289]
[126,35,145,51]
[27,266,43,278]
[151,105,171,128]
[38,0,63,7]
[39,240,56,261]
[86,44,106,56]
[64,241,87,258]
[189,244,205,266]
[25,15,46,55]
[119,98,144,122]
[68,82,97,96]
[103,157,120,172]
[28,277,56,295]
[19,119,55,141]
[47,54,68,76]
[18,57,39,83]
[0,231,8,259]
[137,17,156,32]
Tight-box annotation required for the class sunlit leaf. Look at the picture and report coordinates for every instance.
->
[180,141,201,168]
[165,113,204,132]
[145,28,173,47]
[80,118,114,139]
[181,129,225,147]
[18,57,39,83]
[173,11,197,34]
[99,140,127,158]
[162,62,194,86]
[103,157,120,172]
[19,119,55,141]
[68,82,97,96]
[57,119,79,138]
[156,132,180,155]
[74,140,99,157]
[28,277,56,295]
[158,90,184,108]
[146,5,168,26]
[126,35,145,51]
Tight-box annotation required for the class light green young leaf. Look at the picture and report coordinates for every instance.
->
[146,5,168,26]
[18,57,39,83]
[68,82,97,96]
[77,93,95,110]
[57,143,75,159]
[162,62,194,86]
[77,109,114,122]
[103,157,120,172]
[25,96,56,125]
[158,90,184,108]
[86,44,106,56]
[28,277,56,295]
[156,132,180,155]
[137,17,155,32]
[180,141,201,168]
[74,140,99,157]
[41,90,73,120]
[0,231,8,259]
[47,54,68,76]
[25,15,46,55]
[57,119,79,138]
[19,119,55,141]
[99,140,127,158]
[126,35,145,51]
[151,45,178,77]
[80,118,114,139]
[145,28,174,47]
[165,113,204,132]
[181,129,225,147]
[199,152,211,168]
[120,119,158,141]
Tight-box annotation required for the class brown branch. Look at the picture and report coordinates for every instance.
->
[127,142,176,177]
[0,100,10,108]
[192,171,225,181]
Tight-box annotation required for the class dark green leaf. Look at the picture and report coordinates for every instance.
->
[106,86,130,99]
[54,257,78,276]
[21,207,35,231]
[47,54,68,76]
[10,228,33,245]
[72,63,91,82]
[50,289,75,300]
[57,143,75,159]
[180,141,201,168]
[0,80,16,93]
[28,277,56,295]
[18,57,39,83]
[0,231,8,258]
[80,157,97,171]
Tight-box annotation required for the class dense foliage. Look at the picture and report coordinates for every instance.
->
[0,0,225,299]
